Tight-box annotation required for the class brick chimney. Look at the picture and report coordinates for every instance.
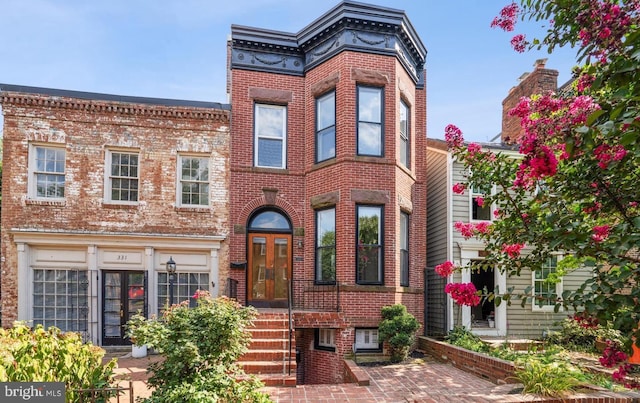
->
[501,59,558,143]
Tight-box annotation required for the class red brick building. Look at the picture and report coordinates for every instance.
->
[227,1,427,383]
[0,1,427,385]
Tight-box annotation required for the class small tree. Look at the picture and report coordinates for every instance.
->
[0,322,117,402]
[378,304,420,363]
[126,291,271,403]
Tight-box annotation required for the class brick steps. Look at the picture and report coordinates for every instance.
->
[238,311,296,387]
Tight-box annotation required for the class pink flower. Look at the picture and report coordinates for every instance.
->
[474,221,492,234]
[493,209,501,218]
[592,225,610,243]
[435,261,456,277]
[445,282,481,306]
[454,222,476,239]
[192,289,210,299]
[452,183,466,194]
[510,34,527,53]
[475,196,485,207]
[502,243,525,258]
[490,3,519,32]
[444,124,464,149]
[467,143,482,157]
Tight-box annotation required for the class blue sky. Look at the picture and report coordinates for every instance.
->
[0,0,579,142]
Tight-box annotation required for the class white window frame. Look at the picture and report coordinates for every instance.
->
[177,154,210,207]
[532,254,564,312]
[469,183,494,222]
[316,91,336,163]
[104,149,140,204]
[254,103,287,169]
[357,86,384,157]
[354,328,380,351]
[28,144,66,200]
[316,328,336,350]
[399,99,410,168]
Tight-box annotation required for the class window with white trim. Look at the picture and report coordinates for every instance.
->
[399,99,410,168]
[354,328,380,351]
[532,255,563,311]
[178,155,209,206]
[33,269,89,332]
[316,91,336,162]
[315,328,336,351]
[255,104,286,168]
[29,145,66,199]
[357,86,383,156]
[106,150,139,203]
[470,184,492,221]
[157,272,209,314]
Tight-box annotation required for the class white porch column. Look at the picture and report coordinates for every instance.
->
[17,243,30,321]
[87,245,99,345]
[210,245,220,297]
[145,247,155,316]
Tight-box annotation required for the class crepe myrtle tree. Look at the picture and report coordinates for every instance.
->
[437,0,640,347]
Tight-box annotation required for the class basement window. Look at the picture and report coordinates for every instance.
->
[315,328,336,352]
[354,328,381,352]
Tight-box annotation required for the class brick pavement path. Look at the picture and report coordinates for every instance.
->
[264,361,527,402]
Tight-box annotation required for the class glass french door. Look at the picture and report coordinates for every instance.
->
[102,271,146,345]
[248,233,291,308]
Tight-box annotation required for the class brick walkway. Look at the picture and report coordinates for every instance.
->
[110,353,530,402]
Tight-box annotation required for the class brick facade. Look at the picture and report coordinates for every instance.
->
[501,58,559,143]
[0,88,230,339]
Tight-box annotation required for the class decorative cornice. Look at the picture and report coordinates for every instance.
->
[230,1,427,86]
[0,89,230,122]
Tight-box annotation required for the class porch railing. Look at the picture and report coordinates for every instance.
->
[73,381,134,403]
[225,278,238,300]
[291,279,340,312]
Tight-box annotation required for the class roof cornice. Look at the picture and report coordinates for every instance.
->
[230,1,427,86]
[0,84,230,122]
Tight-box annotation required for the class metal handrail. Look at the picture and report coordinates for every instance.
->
[287,278,293,376]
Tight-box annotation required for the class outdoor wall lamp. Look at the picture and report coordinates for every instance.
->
[166,256,177,306]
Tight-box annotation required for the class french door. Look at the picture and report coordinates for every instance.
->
[102,271,146,345]
[248,233,291,308]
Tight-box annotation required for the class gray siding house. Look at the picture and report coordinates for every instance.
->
[425,138,592,339]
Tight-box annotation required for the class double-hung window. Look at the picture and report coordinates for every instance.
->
[357,205,383,284]
[106,150,139,203]
[255,104,286,168]
[532,255,563,311]
[357,86,383,156]
[354,328,381,351]
[30,145,65,199]
[399,100,410,168]
[316,91,336,162]
[400,211,409,287]
[471,184,492,221]
[315,208,336,283]
[178,155,209,207]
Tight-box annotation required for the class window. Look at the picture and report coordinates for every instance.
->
[357,205,383,284]
[315,328,336,351]
[354,328,381,351]
[532,255,563,311]
[33,269,88,332]
[399,100,410,168]
[471,184,492,221]
[178,155,209,206]
[157,272,209,314]
[315,208,336,283]
[316,91,336,162]
[357,86,383,156]
[29,145,65,199]
[400,211,409,287]
[255,104,286,168]
[106,150,139,203]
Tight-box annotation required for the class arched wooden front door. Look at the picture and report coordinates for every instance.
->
[247,210,292,308]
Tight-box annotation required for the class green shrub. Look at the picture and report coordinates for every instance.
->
[378,304,420,363]
[515,359,583,397]
[445,326,490,353]
[546,316,625,352]
[0,322,117,402]
[126,292,271,403]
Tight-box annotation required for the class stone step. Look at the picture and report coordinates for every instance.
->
[238,373,296,387]
[249,328,290,339]
[248,338,290,350]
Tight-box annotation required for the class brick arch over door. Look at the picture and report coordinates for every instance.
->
[238,195,302,231]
